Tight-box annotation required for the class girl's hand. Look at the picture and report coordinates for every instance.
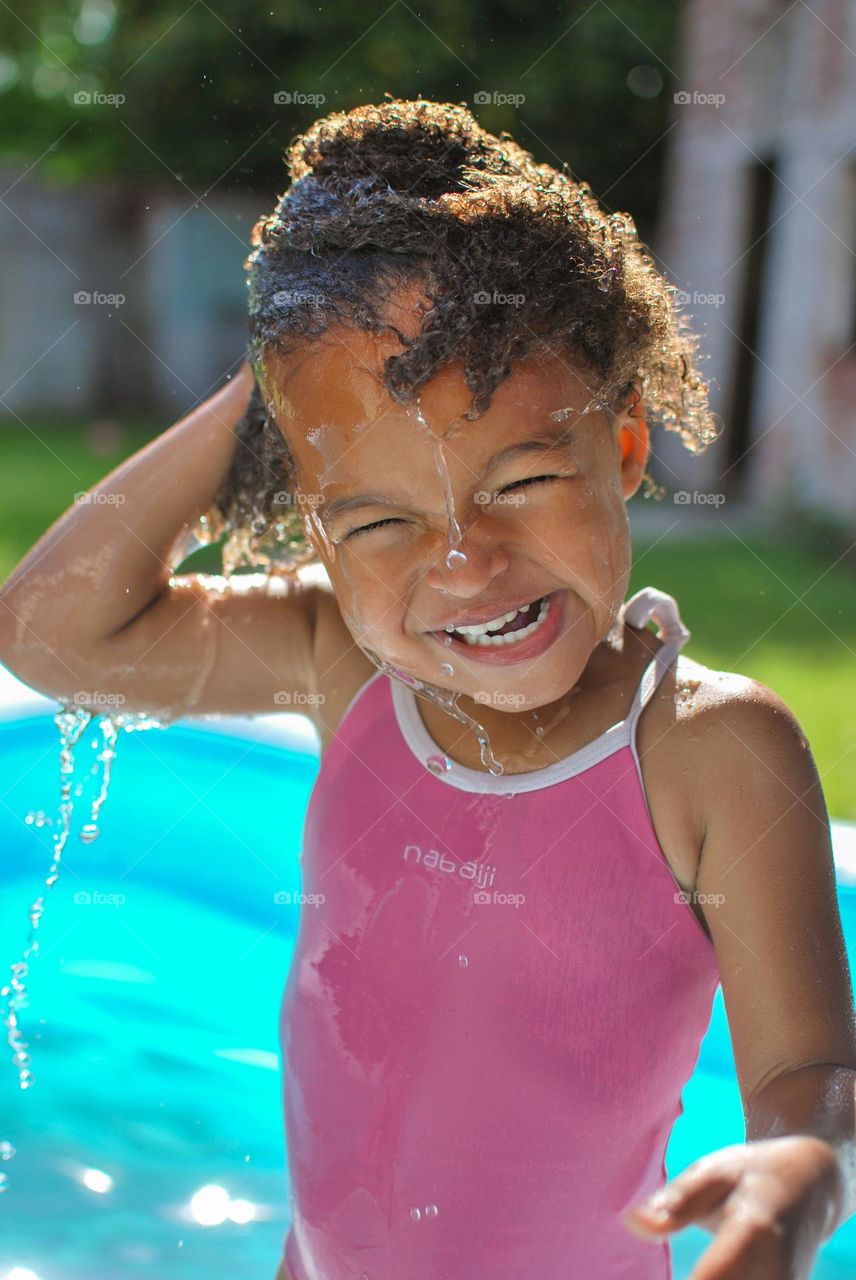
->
[622,1135,842,1279]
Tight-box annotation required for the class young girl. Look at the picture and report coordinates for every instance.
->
[1,99,855,1280]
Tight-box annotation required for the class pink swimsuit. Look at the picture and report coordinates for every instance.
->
[280,586,721,1279]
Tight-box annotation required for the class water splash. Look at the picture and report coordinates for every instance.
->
[24,810,52,828]
[0,702,169,1187]
[407,397,468,572]
[359,648,505,776]
[547,382,610,425]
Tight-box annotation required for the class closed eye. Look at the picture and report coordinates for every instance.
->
[343,475,566,539]
[343,517,408,541]
[499,474,565,494]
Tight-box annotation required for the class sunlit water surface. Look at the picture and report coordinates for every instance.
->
[2,701,856,1280]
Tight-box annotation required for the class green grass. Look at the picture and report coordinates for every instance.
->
[0,416,158,580]
[1,419,854,818]
[629,535,856,820]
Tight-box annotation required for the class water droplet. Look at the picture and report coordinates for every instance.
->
[359,648,505,776]
[389,666,419,687]
[24,810,52,828]
[0,1140,14,1160]
[597,278,609,291]
[426,754,451,776]
[410,1206,421,1221]
[424,1203,439,1217]
[3,706,163,1099]
[445,548,467,570]
[438,662,454,677]
[0,1172,7,1193]
[535,726,545,737]
[458,955,468,967]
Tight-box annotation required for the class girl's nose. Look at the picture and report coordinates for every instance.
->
[423,522,511,594]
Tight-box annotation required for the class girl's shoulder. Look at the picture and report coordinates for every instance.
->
[640,641,812,882]
[656,645,804,751]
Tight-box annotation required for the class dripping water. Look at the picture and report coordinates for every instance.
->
[0,702,169,1189]
[408,398,467,573]
[359,647,505,777]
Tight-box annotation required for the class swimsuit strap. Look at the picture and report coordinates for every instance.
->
[623,587,692,728]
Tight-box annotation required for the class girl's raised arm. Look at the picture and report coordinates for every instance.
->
[0,365,321,721]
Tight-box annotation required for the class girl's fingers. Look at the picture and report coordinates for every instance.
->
[687,1210,788,1280]
[624,1163,739,1238]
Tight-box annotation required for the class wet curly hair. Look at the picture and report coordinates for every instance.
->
[208,97,719,572]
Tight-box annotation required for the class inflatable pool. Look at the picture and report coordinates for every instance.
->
[1,670,854,1279]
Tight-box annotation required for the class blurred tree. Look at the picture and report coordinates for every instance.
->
[0,0,680,243]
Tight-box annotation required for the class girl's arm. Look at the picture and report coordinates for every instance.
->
[0,364,321,721]
[625,680,856,1275]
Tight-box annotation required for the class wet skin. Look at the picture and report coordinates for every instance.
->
[259,282,650,774]
[260,289,856,1274]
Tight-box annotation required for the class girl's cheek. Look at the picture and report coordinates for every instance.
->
[332,568,411,660]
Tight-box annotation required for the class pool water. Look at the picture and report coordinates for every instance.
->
[1,706,855,1279]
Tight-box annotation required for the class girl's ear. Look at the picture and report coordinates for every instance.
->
[614,383,649,497]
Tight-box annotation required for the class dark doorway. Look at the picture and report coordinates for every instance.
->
[724,156,778,495]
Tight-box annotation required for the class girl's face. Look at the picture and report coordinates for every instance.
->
[261,285,649,714]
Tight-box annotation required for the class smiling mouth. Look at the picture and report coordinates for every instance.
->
[429,594,551,648]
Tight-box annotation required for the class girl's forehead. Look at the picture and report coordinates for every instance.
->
[262,331,599,481]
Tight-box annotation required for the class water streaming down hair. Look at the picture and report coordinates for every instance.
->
[2,97,721,1177]
[198,97,719,759]
[209,97,718,569]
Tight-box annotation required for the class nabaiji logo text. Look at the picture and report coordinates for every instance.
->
[402,844,497,890]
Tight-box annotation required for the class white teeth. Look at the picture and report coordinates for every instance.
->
[445,605,523,636]
[455,595,550,646]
